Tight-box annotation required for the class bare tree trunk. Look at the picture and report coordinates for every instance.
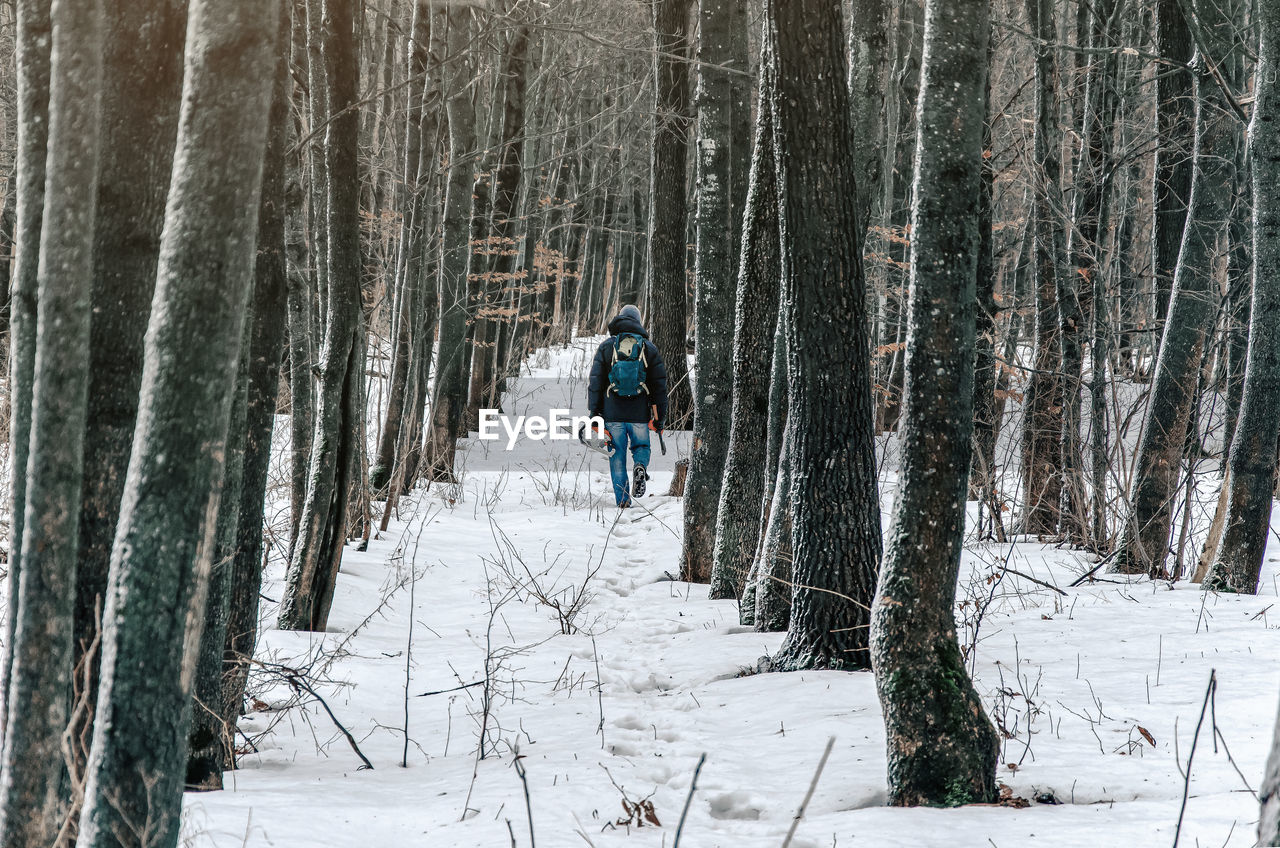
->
[189,7,291,788]
[1021,0,1065,536]
[1219,172,1252,467]
[372,0,433,495]
[708,55,779,601]
[1261,684,1280,845]
[969,29,996,506]
[75,2,278,844]
[1201,3,1280,594]
[458,167,491,429]
[871,0,922,434]
[646,0,694,428]
[1114,0,1236,577]
[287,0,316,549]
[752,374,792,632]
[474,17,529,414]
[1152,0,1194,339]
[766,0,881,671]
[681,0,748,583]
[0,0,103,840]
[278,0,364,632]
[1,0,49,736]
[871,0,997,806]
[848,0,889,228]
[221,15,290,763]
[423,1,478,481]
[304,0,329,322]
[1072,0,1121,551]
[1251,28,1280,846]
[69,0,187,795]
[186,318,251,792]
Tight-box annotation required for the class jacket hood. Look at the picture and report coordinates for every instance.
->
[607,305,647,337]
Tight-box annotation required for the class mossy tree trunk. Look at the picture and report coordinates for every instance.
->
[69,0,187,793]
[870,0,999,807]
[75,1,279,844]
[186,319,250,792]
[189,6,291,787]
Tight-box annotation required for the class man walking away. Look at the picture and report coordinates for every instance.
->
[588,305,669,507]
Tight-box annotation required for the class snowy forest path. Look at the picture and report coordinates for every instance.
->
[182,340,1280,848]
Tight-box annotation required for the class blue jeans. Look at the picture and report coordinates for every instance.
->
[605,422,651,506]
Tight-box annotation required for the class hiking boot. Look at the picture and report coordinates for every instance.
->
[632,464,648,498]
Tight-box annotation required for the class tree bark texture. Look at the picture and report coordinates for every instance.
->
[1020,0,1065,536]
[708,57,779,601]
[869,0,999,807]
[1,0,50,735]
[423,1,478,481]
[1202,2,1280,594]
[70,0,187,788]
[646,0,694,429]
[278,0,365,632]
[1114,0,1236,577]
[681,0,748,583]
[1152,0,1194,334]
[969,30,997,507]
[372,0,435,495]
[0,0,103,840]
[76,4,278,844]
[221,38,290,763]
[765,0,881,671]
[848,0,889,228]
[186,320,250,792]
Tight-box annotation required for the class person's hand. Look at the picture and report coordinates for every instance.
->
[648,417,660,432]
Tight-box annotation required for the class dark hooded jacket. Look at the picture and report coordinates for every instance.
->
[588,306,669,425]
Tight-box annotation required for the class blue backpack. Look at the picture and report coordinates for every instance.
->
[608,333,649,398]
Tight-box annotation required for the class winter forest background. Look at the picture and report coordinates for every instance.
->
[1,0,1280,845]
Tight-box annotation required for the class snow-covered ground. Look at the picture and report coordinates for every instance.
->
[184,339,1280,847]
